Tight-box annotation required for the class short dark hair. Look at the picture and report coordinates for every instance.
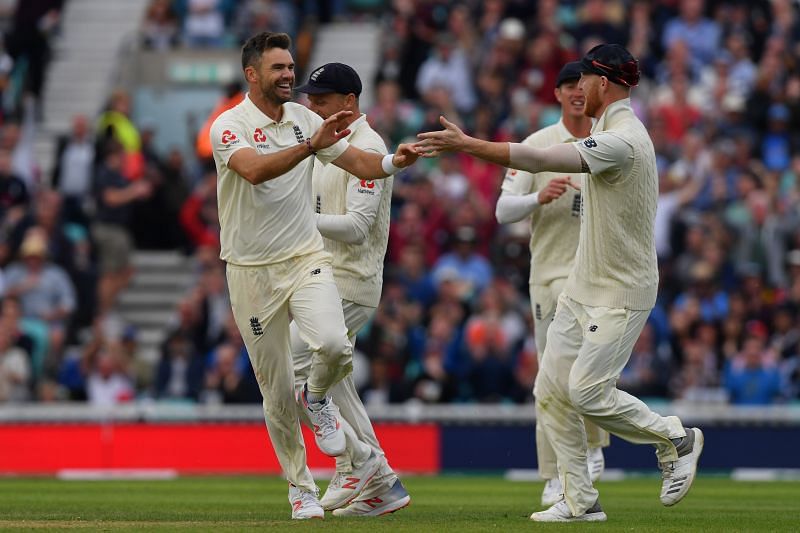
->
[241,32,292,71]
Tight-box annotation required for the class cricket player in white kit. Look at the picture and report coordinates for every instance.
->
[416,44,703,523]
[495,62,609,508]
[210,32,417,520]
[290,62,410,516]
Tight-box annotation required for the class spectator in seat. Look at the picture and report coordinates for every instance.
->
[724,327,783,405]
[3,228,76,364]
[0,316,31,402]
[141,0,180,50]
[432,226,493,301]
[86,343,135,407]
[179,171,219,250]
[183,0,226,48]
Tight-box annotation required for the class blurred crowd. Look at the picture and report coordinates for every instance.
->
[1,0,800,408]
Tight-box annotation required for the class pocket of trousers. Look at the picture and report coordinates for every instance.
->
[582,305,629,345]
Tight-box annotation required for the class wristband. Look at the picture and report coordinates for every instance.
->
[381,153,400,175]
[305,138,316,155]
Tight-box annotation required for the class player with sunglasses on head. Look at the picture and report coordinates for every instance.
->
[416,44,704,522]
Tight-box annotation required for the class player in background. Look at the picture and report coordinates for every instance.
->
[291,62,410,517]
[210,32,417,519]
[495,62,609,509]
[416,44,703,523]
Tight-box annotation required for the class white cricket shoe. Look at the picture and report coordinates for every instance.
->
[660,427,704,506]
[332,479,411,517]
[541,477,563,507]
[301,386,346,457]
[321,452,382,510]
[288,484,324,520]
[588,446,605,482]
[530,499,607,522]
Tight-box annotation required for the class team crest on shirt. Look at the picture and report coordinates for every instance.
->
[292,125,305,144]
[253,128,270,149]
[221,129,239,145]
[249,316,263,336]
[358,179,376,195]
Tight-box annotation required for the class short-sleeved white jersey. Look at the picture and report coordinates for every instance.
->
[566,98,659,310]
[210,94,348,265]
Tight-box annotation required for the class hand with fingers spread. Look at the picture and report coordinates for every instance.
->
[414,116,468,157]
[310,110,353,151]
[539,177,575,204]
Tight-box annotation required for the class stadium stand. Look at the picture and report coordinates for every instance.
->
[0,0,798,422]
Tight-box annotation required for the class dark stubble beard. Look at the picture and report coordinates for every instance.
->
[261,78,292,106]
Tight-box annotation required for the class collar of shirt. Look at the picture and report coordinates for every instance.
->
[591,97,633,134]
[241,93,297,127]
[344,113,368,141]
[555,119,578,143]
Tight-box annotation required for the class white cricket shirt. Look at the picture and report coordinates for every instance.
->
[501,119,584,287]
[567,98,659,310]
[210,94,349,265]
[312,113,392,307]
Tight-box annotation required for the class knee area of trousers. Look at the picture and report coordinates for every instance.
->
[317,332,352,359]
[568,383,604,414]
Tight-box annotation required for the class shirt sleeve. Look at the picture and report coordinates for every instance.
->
[573,131,633,181]
[209,115,250,166]
[316,172,384,244]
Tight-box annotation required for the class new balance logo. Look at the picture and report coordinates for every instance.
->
[583,137,597,148]
[364,497,384,508]
[250,316,263,336]
[292,500,302,512]
[341,477,360,490]
[588,324,598,332]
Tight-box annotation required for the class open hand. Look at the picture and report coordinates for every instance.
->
[310,110,353,151]
[414,116,466,158]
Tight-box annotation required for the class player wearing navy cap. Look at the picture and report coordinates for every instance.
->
[416,43,704,522]
[292,62,410,517]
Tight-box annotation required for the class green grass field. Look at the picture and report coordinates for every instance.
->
[0,476,798,531]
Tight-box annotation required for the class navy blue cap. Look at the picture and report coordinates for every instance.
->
[295,62,362,96]
[555,61,583,87]
[579,44,640,87]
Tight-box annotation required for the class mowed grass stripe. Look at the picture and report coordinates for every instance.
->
[0,476,798,532]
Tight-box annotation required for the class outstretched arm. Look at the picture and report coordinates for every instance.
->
[416,116,585,174]
[332,143,418,180]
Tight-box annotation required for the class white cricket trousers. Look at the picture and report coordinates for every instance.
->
[530,280,609,481]
[534,293,685,516]
[290,299,398,496]
[226,251,352,492]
